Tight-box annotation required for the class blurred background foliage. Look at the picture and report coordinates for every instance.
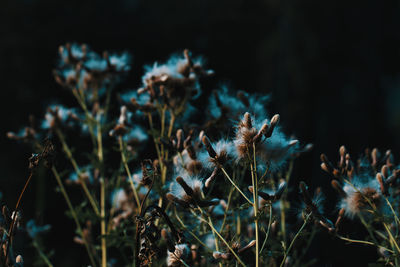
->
[1,0,400,265]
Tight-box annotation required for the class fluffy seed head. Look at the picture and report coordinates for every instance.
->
[167,244,190,266]
[340,180,382,218]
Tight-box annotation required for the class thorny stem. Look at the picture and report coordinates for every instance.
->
[32,239,54,267]
[279,213,312,267]
[51,167,97,267]
[220,167,252,205]
[250,142,259,267]
[118,136,141,207]
[55,128,100,216]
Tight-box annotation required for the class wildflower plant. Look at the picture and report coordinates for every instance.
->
[7,42,400,267]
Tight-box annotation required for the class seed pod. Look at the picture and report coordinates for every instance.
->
[253,123,268,144]
[205,168,218,188]
[264,114,280,138]
[176,177,194,197]
[202,135,216,158]
[376,173,387,195]
[331,180,347,198]
[243,112,252,129]
[335,208,345,229]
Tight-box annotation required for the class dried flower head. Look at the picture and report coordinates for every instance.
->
[167,244,190,267]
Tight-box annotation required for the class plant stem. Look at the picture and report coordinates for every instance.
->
[260,204,273,254]
[280,213,311,267]
[383,222,400,254]
[194,213,246,267]
[337,235,394,253]
[250,142,259,267]
[219,186,234,232]
[5,171,34,265]
[32,239,54,267]
[55,128,100,216]
[118,137,141,207]
[100,178,107,267]
[51,167,97,267]
[173,208,211,251]
[220,167,252,205]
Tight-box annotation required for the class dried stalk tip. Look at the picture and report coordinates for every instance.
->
[331,180,347,198]
[339,146,346,156]
[264,114,280,138]
[176,177,195,197]
[202,135,216,158]
[376,173,387,195]
[335,208,345,228]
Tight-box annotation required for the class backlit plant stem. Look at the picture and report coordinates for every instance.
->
[260,203,273,255]
[118,136,141,207]
[280,213,312,267]
[51,167,97,267]
[337,235,394,253]
[55,128,100,216]
[32,239,53,267]
[193,212,246,267]
[220,167,252,205]
[250,142,259,267]
[100,178,107,267]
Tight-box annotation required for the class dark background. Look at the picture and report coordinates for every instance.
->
[1,0,400,266]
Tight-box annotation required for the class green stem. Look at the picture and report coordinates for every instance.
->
[220,167,252,205]
[337,235,394,253]
[32,239,53,267]
[194,213,246,267]
[55,128,100,216]
[118,137,141,207]
[280,213,311,267]
[219,186,235,232]
[51,167,97,267]
[173,208,211,251]
[260,204,273,254]
[100,178,107,267]
[250,142,259,267]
